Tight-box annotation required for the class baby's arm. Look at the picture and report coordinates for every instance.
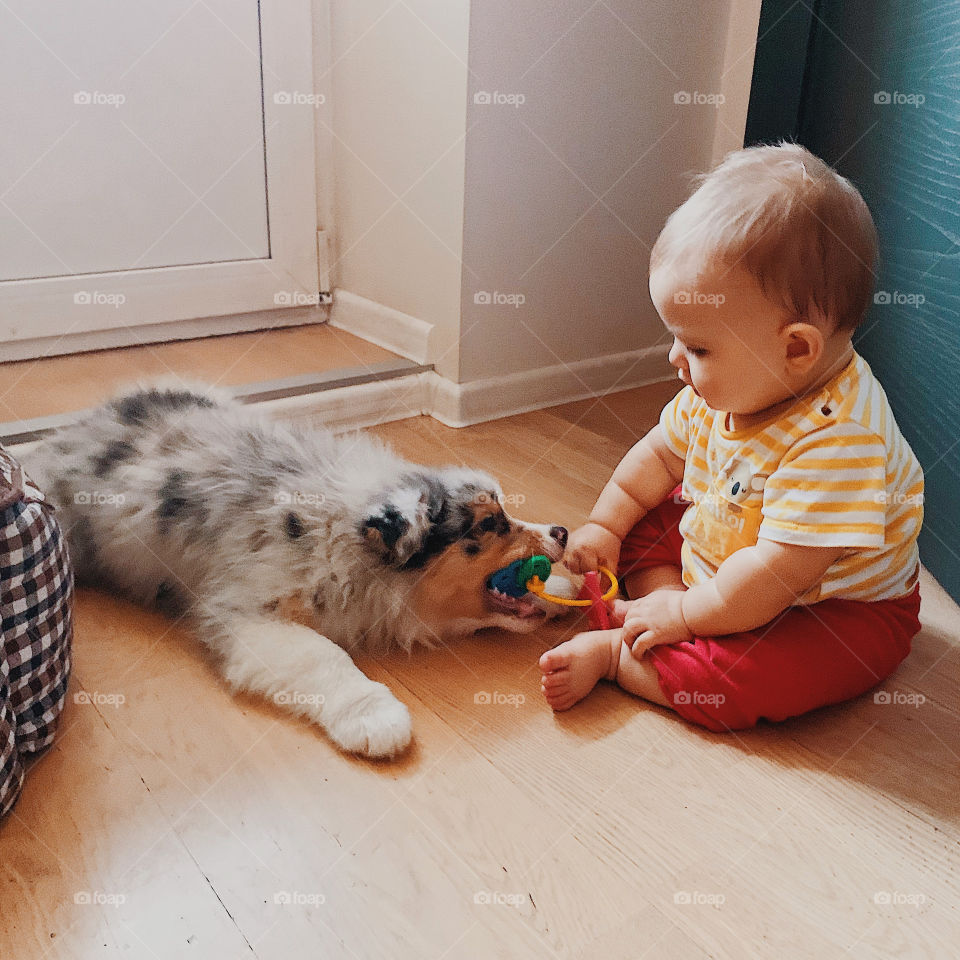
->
[621,540,846,652]
[681,540,846,635]
[565,426,685,573]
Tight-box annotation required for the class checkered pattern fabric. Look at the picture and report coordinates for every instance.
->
[0,445,73,818]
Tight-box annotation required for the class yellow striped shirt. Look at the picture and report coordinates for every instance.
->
[659,351,923,603]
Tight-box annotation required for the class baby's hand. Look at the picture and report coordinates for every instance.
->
[564,522,621,575]
[622,589,693,655]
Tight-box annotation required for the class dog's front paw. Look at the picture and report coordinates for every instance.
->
[323,682,412,758]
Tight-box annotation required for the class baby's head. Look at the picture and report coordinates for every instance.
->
[649,142,877,415]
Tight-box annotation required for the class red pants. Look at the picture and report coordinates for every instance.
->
[617,488,921,732]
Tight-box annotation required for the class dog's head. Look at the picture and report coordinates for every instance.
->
[361,468,568,636]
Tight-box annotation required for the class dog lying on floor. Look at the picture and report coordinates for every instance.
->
[28,384,568,758]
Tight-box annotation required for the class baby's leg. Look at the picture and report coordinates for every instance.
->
[623,563,685,599]
[539,630,672,711]
[609,564,686,626]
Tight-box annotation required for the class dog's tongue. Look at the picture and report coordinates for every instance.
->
[487,587,540,618]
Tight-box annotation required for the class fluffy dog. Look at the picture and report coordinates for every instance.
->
[28,384,568,758]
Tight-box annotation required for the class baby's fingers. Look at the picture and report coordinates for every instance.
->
[564,547,596,575]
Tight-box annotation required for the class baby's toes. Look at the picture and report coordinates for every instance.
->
[542,684,578,712]
[539,645,572,673]
[540,671,568,692]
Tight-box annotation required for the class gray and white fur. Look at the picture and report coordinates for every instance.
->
[27,383,568,757]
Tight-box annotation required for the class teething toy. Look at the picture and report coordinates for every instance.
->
[488,556,553,598]
[488,555,619,628]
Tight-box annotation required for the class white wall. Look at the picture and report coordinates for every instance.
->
[322,0,760,389]
[458,0,760,382]
[321,0,470,379]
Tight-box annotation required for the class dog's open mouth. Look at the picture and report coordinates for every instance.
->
[485,582,545,619]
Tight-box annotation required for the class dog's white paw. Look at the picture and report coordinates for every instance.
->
[323,682,412,758]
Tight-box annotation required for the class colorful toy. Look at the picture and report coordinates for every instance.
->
[489,555,619,629]
[488,556,552,598]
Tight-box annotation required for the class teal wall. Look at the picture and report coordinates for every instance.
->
[747,0,960,601]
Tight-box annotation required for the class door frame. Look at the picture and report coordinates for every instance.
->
[0,0,320,361]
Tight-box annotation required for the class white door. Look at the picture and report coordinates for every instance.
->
[0,0,319,359]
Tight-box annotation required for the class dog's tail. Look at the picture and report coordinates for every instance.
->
[106,378,232,428]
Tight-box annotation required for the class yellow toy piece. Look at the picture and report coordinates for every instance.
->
[526,566,619,606]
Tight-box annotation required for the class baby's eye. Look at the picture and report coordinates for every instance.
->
[688,347,709,358]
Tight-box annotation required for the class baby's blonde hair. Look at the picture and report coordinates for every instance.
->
[650,142,878,331]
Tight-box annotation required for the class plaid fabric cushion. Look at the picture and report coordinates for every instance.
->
[0,445,73,818]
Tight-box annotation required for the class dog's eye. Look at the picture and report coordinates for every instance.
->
[478,514,498,533]
[476,513,509,536]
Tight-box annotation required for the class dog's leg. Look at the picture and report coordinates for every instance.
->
[216,617,412,758]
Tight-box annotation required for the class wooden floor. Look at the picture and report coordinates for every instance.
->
[0,323,400,421]
[2,379,958,959]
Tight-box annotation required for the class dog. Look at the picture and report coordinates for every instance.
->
[28,383,568,758]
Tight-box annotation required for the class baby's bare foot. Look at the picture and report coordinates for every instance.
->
[539,629,622,711]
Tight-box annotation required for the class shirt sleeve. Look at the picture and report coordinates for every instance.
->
[659,386,699,460]
[759,422,887,548]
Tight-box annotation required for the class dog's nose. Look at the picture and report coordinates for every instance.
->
[549,525,568,548]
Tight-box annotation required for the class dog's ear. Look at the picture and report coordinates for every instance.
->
[361,473,473,569]
[361,503,414,563]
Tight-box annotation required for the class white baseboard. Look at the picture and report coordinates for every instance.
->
[253,343,672,431]
[426,344,673,427]
[328,289,432,364]
[256,372,432,433]
[3,345,674,441]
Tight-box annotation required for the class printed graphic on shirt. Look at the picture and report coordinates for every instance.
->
[685,461,768,566]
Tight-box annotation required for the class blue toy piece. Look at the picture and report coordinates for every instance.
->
[488,555,552,597]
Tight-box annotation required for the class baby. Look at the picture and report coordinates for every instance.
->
[540,143,924,732]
